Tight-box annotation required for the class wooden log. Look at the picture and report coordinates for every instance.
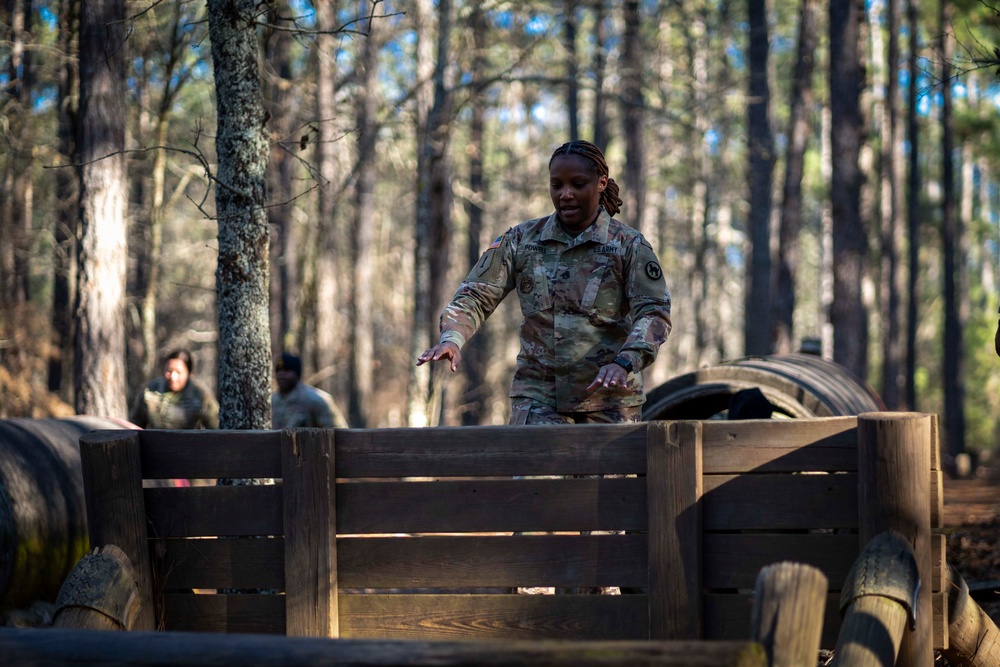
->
[79,430,157,631]
[53,545,140,631]
[0,627,769,666]
[857,412,933,666]
[941,566,1000,666]
[750,561,828,667]
[0,417,127,608]
[831,531,918,667]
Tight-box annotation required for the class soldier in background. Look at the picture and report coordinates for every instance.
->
[418,140,672,425]
[129,349,219,429]
[271,353,347,428]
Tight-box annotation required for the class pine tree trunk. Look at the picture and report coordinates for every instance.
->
[772,0,818,355]
[74,0,128,418]
[563,1,579,142]
[591,0,608,152]
[829,0,869,381]
[745,0,774,356]
[940,0,965,472]
[620,0,645,233]
[207,0,272,431]
[904,0,921,409]
[349,14,379,428]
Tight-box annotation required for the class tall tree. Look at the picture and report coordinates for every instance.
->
[207,0,272,431]
[461,3,490,426]
[408,0,453,426]
[309,0,343,401]
[620,0,646,232]
[745,0,774,356]
[74,0,128,417]
[772,0,818,355]
[875,0,905,408]
[563,0,579,141]
[904,0,920,409]
[829,0,868,380]
[591,0,608,151]
[940,0,965,470]
[349,5,380,428]
[49,0,79,398]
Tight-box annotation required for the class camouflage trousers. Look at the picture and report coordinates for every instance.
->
[508,397,641,425]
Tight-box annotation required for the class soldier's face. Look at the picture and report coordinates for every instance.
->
[549,154,607,233]
[164,359,189,393]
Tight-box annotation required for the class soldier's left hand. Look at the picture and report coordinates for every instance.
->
[586,363,629,393]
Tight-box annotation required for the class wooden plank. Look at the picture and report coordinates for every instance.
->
[703,533,856,589]
[144,485,283,538]
[162,593,285,634]
[334,424,648,478]
[337,534,647,589]
[337,594,648,641]
[152,538,284,590]
[702,473,858,530]
[701,417,859,473]
[931,469,943,530]
[79,430,157,632]
[336,478,647,534]
[930,412,942,471]
[0,627,770,667]
[138,430,282,480]
[282,429,338,637]
[932,532,948,649]
[703,593,843,649]
[647,420,702,640]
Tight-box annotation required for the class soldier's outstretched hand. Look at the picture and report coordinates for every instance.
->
[586,362,629,394]
[417,341,462,372]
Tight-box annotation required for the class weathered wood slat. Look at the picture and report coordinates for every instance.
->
[337,594,648,641]
[703,534,856,589]
[0,627,770,667]
[282,429,338,637]
[163,593,285,634]
[702,473,858,530]
[144,486,283,538]
[152,538,284,590]
[338,534,646,588]
[336,478,647,534]
[138,430,282,480]
[701,417,859,473]
[647,421,702,640]
[333,424,648,478]
[79,431,157,631]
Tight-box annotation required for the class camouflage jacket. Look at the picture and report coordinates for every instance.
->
[271,382,347,429]
[129,377,219,429]
[439,209,672,412]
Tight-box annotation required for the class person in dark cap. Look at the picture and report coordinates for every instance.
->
[271,353,348,428]
[727,387,775,420]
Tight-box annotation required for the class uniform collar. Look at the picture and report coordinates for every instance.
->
[539,208,612,247]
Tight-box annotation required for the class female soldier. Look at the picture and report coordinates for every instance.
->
[129,349,219,429]
[418,140,671,424]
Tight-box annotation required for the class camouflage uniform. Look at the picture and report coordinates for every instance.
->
[129,377,219,429]
[439,209,671,416]
[271,382,347,429]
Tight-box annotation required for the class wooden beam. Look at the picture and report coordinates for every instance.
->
[79,431,156,631]
[282,429,338,638]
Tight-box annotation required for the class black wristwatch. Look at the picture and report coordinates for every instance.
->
[613,354,634,373]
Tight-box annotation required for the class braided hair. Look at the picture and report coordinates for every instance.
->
[549,140,623,217]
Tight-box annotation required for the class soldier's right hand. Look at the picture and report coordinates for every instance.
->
[416,341,462,372]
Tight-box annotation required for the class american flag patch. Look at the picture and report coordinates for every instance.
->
[488,235,503,249]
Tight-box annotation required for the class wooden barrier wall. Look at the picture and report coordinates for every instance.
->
[79,416,945,648]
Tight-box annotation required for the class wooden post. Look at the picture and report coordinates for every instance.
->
[79,430,156,631]
[942,566,1000,666]
[53,545,140,631]
[281,429,338,637]
[646,420,702,639]
[831,531,918,667]
[857,412,932,666]
[750,562,828,667]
